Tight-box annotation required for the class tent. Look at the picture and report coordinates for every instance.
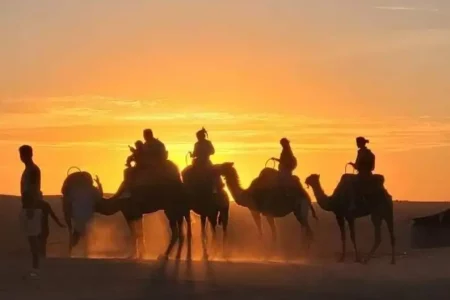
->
[411,208,450,249]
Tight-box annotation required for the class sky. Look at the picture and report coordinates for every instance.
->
[1,0,450,200]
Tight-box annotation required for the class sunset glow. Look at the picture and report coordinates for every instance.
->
[2,1,450,201]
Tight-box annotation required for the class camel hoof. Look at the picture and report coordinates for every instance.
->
[390,259,396,265]
[202,254,209,261]
[337,256,345,263]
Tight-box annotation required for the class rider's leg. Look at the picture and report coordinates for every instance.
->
[278,167,291,196]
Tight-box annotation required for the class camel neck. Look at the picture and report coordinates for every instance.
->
[311,181,333,212]
[223,169,249,207]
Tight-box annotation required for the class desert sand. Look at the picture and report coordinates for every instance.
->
[1,195,450,299]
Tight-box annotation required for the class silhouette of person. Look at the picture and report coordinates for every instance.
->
[35,199,65,257]
[126,140,144,168]
[348,137,375,209]
[348,137,375,176]
[190,127,223,192]
[271,139,316,217]
[191,127,215,167]
[272,138,297,178]
[18,145,42,278]
[142,129,167,166]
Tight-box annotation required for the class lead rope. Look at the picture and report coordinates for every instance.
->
[265,158,277,169]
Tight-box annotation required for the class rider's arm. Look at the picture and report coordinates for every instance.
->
[209,141,215,155]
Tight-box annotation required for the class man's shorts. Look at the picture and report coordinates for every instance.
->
[19,209,42,237]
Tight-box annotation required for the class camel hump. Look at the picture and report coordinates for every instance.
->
[62,171,94,197]
[61,170,100,233]
[132,160,182,188]
[181,165,193,179]
[259,167,278,178]
[339,173,385,185]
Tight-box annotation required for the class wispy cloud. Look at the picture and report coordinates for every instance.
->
[1,110,449,153]
[374,6,439,13]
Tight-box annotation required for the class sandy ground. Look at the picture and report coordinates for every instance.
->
[1,195,450,299]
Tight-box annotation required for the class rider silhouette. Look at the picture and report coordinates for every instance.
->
[348,136,376,210]
[349,136,375,176]
[142,129,167,166]
[272,138,297,178]
[190,127,223,192]
[126,140,144,168]
[191,127,215,167]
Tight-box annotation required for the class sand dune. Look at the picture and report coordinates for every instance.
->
[1,195,450,298]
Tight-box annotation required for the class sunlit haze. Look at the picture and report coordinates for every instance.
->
[2,0,450,200]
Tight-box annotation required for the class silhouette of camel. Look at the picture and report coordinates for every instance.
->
[181,163,230,259]
[305,174,396,264]
[220,163,313,252]
[63,162,192,261]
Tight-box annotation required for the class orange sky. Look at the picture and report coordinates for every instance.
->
[1,1,450,200]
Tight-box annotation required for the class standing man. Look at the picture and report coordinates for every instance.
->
[19,145,42,278]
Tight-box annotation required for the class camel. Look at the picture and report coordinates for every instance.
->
[62,163,192,261]
[304,173,395,264]
[220,163,314,252]
[181,163,230,259]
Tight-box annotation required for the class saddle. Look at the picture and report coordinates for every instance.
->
[182,164,224,191]
[253,168,299,190]
[335,173,387,210]
[127,160,181,189]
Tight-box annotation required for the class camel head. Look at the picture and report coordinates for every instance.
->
[215,162,234,173]
[305,174,320,189]
[216,162,238,181]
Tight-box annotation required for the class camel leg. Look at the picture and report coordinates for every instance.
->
[201,215,208,260]
[175,216,185,260]
[363,214,382,264]
[185,212,193,261]
[265,216,277,256]
[127,217,145,260]
[293,201,313,253]
[208,214,218,257]
[346,217,360,262]
[219,207,230,258]
[266,217,277,243]
[385,209,396,265]
[250,210,263,239]
[336,216,346,262]
[162,217,179,260]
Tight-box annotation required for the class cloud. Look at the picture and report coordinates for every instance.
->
[374,6,439,13]
[1,111,449,154]
[0,95,162,115]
